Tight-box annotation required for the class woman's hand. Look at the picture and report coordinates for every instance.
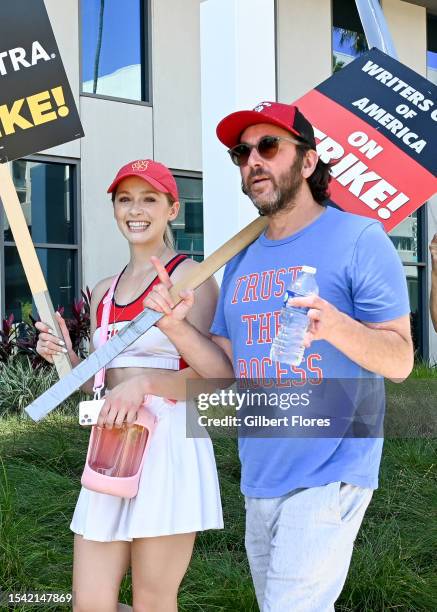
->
[97,375,149,429]
[143,256,195,330]
[35,312,77,365]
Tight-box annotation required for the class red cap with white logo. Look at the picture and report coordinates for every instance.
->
[216,101,316,150]
[107,159,179,200]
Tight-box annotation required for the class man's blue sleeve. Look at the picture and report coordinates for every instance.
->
[350,222,410,323]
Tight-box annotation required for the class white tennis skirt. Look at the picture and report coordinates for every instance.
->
[70,397,224,541]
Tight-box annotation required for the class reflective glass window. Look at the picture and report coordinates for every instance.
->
[332,0,368,72]
[389,212,419,264]
[172,176,204,262]
[81,0,149,102]
[6,160,75,245]
[2,160,78,322]
[427,13,437,85]
[5,247,77,322]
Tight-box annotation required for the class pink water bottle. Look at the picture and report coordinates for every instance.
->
[81,397,157,498]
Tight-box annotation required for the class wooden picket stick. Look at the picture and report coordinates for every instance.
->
[0,162,72,377]
[169,215,269,304]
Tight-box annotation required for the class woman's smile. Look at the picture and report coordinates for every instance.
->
[126,220,151,233]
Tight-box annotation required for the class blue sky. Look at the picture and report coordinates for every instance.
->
[333,28,367,57]
[82,0,141,81]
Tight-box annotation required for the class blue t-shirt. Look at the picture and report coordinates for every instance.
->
[210,206,410,497]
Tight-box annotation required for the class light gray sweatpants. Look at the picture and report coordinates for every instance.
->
[245,482,373,612]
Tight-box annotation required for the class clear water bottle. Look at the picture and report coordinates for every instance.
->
[270,266,318,366]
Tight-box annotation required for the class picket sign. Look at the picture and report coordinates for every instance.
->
[0,0,83,378]
[292,2,437,231]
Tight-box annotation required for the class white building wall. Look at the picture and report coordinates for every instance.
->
[276,0,332,103]
[382,0,427,75]
[200,0,276,266]
[152,0,202,171]
[79,97,154,289]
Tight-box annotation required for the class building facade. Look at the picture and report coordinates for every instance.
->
[1,0,436,361]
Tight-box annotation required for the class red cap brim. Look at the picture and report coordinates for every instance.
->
[107,172,175,198]
[216,110,303,148]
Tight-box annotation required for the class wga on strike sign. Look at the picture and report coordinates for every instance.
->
[295,48,437,231]
[0,0,83,162]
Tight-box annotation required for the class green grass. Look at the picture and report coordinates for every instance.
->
[411,361,437,379]
[0,360,435,610]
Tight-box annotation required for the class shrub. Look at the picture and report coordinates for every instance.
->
[0,357,58,416]
[0,356,83,417]
[0,288,91,369]
[0,314,16,362]
[57,288,91,359]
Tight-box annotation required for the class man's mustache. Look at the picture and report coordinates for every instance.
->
[244,168,276,192]
[248,167,273,182]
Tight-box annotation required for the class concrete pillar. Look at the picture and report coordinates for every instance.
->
[200,0,276,265]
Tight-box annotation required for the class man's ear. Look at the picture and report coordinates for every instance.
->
[301,149,318,178]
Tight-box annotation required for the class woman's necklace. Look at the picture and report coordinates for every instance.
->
[111,244,168,329]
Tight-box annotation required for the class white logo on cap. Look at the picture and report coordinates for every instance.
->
[132,160,149,171]
[254,102,272,112]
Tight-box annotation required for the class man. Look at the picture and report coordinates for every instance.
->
[112,101,413,610]
[430,233,437,332]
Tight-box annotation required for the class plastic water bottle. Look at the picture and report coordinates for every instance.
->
[88,424,149,478]
[270,266,318,366]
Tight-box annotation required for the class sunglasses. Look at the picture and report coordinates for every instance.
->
[228,135,303,167]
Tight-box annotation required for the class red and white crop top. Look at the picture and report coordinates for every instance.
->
[93,254,189,371]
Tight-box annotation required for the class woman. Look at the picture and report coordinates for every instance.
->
[36,159,223,612]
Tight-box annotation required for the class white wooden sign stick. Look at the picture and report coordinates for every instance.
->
[0,162,72,377]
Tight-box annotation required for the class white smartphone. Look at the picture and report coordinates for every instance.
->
[78,399,105,426]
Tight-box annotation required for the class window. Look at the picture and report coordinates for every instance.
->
[171,176,203,262]
[427,13,437,85]
[81,0,150,102]
[2,160,79,322]
[332,0,368,73]
[389,210,426,356]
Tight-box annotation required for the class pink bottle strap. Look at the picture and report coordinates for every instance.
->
[93,273,122,396]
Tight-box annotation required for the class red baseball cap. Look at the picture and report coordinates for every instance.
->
[107,159,179,200]
[216,101,316,150]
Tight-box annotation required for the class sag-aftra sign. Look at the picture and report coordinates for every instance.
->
[0,0,84,378]
[0,0,83,162]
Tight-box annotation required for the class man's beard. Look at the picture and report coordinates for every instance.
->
[242,156,304,216]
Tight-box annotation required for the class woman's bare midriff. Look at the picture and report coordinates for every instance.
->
[105,366,173,390]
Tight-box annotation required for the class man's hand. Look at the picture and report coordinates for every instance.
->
[289,296,413,380]
[143,256,194,330]
[429,233,437,273]
[97,376,149,429]
[288,295,345,348]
